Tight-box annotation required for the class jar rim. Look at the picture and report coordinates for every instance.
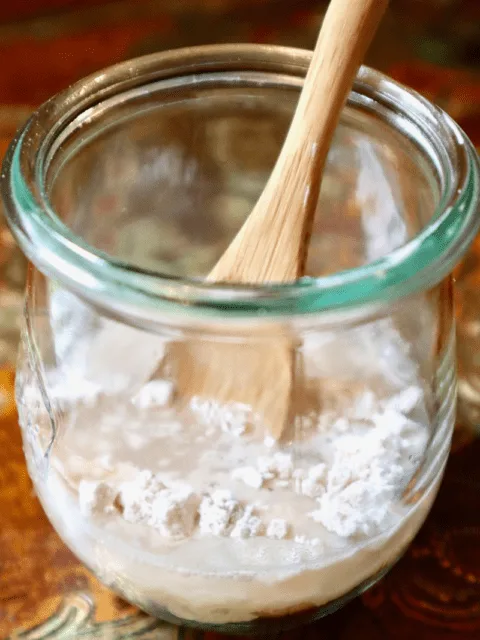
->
[1,44,479,319]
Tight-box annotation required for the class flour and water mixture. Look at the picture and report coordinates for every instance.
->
[23,290,444,625]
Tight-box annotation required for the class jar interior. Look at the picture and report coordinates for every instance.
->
[46,75,439,280]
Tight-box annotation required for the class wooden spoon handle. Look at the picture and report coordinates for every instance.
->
[292,0,389,160]
[209,0,389,284]
[271,0,390,273]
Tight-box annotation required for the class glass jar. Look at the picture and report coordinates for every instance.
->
[1,45,479,634]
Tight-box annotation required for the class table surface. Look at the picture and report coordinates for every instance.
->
[1,1,480,638]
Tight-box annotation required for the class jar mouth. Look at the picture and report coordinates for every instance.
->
[1,44,479,319]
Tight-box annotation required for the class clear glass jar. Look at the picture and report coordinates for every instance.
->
[1,45,479,634]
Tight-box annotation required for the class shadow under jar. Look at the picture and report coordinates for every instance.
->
[1,45,480,634]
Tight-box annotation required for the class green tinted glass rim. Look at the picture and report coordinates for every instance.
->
[2,45,480,319]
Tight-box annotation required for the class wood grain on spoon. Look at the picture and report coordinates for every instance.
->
[209,0,389,284]
[168,0,389,440]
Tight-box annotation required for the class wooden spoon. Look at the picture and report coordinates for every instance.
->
[165,0,389,440]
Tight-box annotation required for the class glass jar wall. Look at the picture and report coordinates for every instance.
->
[2,46,479,633]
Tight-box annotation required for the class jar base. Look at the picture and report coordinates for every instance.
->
[117,565,392,636]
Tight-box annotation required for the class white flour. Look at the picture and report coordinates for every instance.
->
[73,385,428,542]
[22,294,446,624]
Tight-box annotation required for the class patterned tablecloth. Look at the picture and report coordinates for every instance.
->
[1,1,480,638]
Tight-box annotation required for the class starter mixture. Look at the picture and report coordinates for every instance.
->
[22,296,444,625]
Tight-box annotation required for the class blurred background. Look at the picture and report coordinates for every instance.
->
[0,0,479,366]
